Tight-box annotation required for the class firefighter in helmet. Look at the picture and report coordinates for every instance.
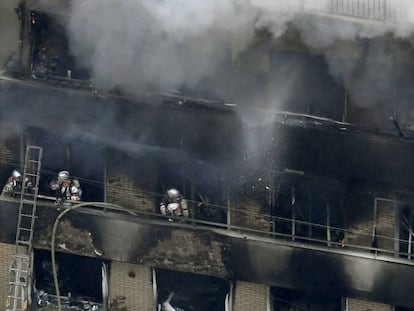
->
[160,188,189,221]
[2,169,34,197]
[50,170,82,205]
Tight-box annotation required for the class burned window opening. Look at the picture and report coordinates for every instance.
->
[392,194,414,259]
[155,268,230,311]
[33,249,107,310]
[25,128,104,202]
[272,175,345,245]
[156,160,228,224]
[271,286,342,311]
[399,204,414,259]
[28,10,89,80]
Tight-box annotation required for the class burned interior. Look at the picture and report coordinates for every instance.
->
[28,10,88,80]
[33,249,106,310]
[155,269,230,311]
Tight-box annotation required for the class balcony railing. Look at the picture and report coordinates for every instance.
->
[287,0,412,24]
[17,188,414,263]
[326,0,410,23]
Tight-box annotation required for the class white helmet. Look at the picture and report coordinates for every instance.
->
[12,170,21,179]
[167,188,180,199]
[58,170,70,181]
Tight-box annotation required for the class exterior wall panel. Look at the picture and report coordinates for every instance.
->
[233,281,268,311]
[0,242,14,309]
[109,262,154,311]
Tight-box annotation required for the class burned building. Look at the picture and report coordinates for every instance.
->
[1,0,414,310]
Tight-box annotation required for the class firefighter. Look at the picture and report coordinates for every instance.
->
[2,169,34,197]
[50,170,82,205]
[160,188,189,221]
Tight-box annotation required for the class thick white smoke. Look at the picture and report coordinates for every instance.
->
[65,0,414,114]
[66,0,330,95]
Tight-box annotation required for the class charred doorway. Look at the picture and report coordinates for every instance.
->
[155,268,230,311]
[33,249,108,310]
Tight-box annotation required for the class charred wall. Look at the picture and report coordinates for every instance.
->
[3,198,414,308]
[2,78,414,249]
[2,5,414,310]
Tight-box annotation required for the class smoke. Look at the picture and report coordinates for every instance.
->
[0,1,20,70]
[65,0,329,96]
[33,0,414,175]
[64,0,414,114]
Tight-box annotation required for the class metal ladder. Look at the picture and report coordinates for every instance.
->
[6,145,43,311]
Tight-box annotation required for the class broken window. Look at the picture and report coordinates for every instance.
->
[33,249,108,310]
[155,268,230,311]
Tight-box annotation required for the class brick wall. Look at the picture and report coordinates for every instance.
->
[106,174,156,213]
[230,196,271,233]
[109,261,154,311]
[232,281,269,311]
[106,150,157,214]
[346,298,393,311]
[0,242,14,309]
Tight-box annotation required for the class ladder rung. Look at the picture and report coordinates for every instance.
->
[17,226,33,231]
[20,214,35,218]
[21,199,36,204]
[18,226,33,231]
[12,254,30,259]
[7,295,27,299]
[9,268,29,273]
[16,240,30,245]
[26,159,40,163]
[24,173,38,177]
[9,281,27,286]
[13,254,28,258]
[26,146,42,150]
[18,228,32,232]
[17,240,32,245]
